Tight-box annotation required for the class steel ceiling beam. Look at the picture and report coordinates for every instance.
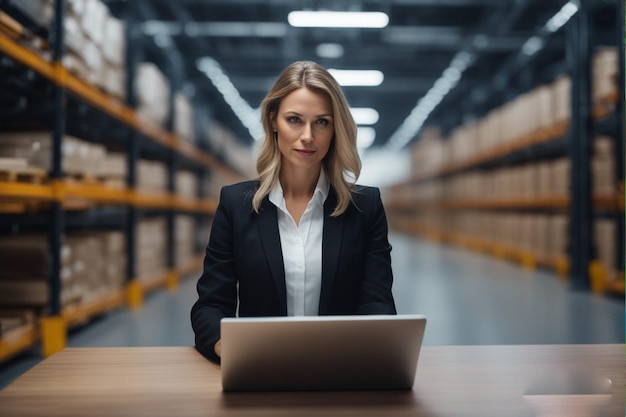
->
[132,0,507,5]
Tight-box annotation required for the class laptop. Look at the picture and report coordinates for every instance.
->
[220,314,426,392]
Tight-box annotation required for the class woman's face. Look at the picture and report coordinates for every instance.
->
[272,87,334,174]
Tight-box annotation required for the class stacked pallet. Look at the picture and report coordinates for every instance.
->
[407,157,571,203]
[592,47,619,107]
[136,63,171,128]
[176,170,198,200]
[410,75,570,174]
[136,160,168,194]
[393,210,569,263]
[64,231,126,307]
[0,233,127,312]
[63,0,126,99]
[592,136,616,197]
[0,235,51,308]
[0,132,131,184]
[0,309,35,341]
[0,132,102,179]
[136,217,168,284]
[175,215,196,269]
[594,219,617,276]
[175,93,195,143]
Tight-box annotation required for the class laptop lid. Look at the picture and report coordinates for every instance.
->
[220,314,427,392]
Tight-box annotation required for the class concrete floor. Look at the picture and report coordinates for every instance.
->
[1,232,623,389]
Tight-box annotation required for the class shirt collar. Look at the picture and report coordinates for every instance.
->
[269,169,330,208]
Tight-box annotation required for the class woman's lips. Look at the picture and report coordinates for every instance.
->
[295,149,315,156]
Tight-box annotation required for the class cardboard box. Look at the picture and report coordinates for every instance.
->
[592,158,616,195]
[552,75,571,123]
[594,219,616,272]
[551,157,570,196]
[0,281,48,306]
[102,16,126,66]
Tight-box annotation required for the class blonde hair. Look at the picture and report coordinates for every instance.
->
[253,61,361,216]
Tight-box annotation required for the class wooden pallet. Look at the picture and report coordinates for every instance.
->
[0,166,47,184]
[0,12,24,40]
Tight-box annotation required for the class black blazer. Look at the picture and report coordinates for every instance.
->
[191,180,396,362]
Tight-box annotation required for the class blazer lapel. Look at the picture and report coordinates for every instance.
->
[319,189,345,314]
[255,198,287,313]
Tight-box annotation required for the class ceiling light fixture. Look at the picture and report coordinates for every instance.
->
[351,108,380,125]
[521,36,545,56]
[328,69,384,87]
[357,127,376,149]
[288,11,389,29]
[196,57,263,141]
[545,0,580,33]
[316,43,345,59]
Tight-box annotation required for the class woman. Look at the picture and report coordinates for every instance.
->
[191,61,396,363]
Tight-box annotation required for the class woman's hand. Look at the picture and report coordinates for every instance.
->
[214,340,222,358]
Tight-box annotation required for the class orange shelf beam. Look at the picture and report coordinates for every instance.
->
[0,324,38,362]
[0,181,54,200]
[62,290,126,328]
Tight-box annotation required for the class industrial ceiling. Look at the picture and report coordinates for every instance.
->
[105,0,618,154]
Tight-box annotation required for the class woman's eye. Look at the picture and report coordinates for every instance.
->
[316,119,329,126]
[288,116,300,123]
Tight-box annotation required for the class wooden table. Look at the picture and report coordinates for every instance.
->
[0,345,622,416]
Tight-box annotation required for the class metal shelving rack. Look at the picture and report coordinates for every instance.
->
[386,0,624,290]
[0,0,239,362]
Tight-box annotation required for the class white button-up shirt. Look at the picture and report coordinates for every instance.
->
[269,170,329,316]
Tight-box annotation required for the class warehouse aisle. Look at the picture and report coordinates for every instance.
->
[1,232,623,389]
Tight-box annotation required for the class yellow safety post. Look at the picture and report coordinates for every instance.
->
[554,256,569,280]
[492,244,506,259]
[521,252,536,271]
[41,316,66,357]
[589,261,606,295]
[127,280,144,309]
[166,270,179,292]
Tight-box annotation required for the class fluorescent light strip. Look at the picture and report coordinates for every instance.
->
[288,11,389,28]
[545,0,580,33]
[357,127,376,149]
[329,69,384,87]
[196,57,264,141]
[351,108,380,125]
[316,43,345,59]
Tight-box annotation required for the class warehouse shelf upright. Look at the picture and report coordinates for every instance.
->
[586,0,625,296]
[385,0,624,292]
[0,1,232,362]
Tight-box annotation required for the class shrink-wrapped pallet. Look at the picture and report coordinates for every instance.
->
[136,217,168,282]
[176,170,198,200]
[534,85,554,130]
[81,0,108,47]
[175,215,196,269]
[552,75,571,123]
[174,93,194,142]
[548,215,568,259]
[137,159,168,193]
[102,152,127,187]
[551,157,570,196]
[12,0,53,28]
[136,63,170,128]
[0,131,106,177]
[594,219,616,273]
[102,16,126,66]
[0,234,72,307]
[536,160,552,197]
[592,47,618,103]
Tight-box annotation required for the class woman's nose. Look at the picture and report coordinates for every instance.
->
[300,123,313,142]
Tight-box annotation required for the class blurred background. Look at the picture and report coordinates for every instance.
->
[0,0,623,389]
